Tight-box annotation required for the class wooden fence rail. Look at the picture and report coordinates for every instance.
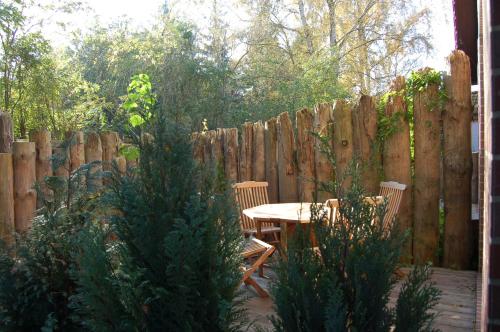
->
[0,50,475,269]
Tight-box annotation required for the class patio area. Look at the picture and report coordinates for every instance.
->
[243,267,480,331]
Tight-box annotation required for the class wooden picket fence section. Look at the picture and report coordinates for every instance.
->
[0,128,126,239]
[192,51,474,269]
[0,50,474,269]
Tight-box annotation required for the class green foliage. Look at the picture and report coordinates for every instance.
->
[405,69,447,116]
[71,101,246,331]
[271,143,440,331]
[0,162,101,331]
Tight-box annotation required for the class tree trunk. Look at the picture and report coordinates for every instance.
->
[352,95,379,195]
[314,103,334,201]
[298,0,314,55]
[442,50,473,269]
[296,108,316,202]
[0,153,15,242]
[265,118,279,203]
[13,141,37,232]
[382,77,413,263]
[277,112,298,202]
[332,100,354,192]
[413,69,441,265]
[0,111,13,153]
[252,121,265,181]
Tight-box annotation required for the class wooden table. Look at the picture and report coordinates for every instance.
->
[242,203,329,249]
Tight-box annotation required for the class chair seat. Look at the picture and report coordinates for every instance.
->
[242,238,273,258]
[243,226,281,236]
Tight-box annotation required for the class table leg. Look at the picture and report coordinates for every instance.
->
[256,220,264,277]
[281,222,288,254]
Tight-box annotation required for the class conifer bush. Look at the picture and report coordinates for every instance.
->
[71,109,245,331]
[271,159,440,332]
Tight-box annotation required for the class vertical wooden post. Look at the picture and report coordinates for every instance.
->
[332,100,354,191]
[277,112,298,202]
[100,131,120,172]
[66,131,85,173]
[252,121,265,181]
[314,103,334,201]
[52,140,70,178]
[443,50,473,269]
[30,130,52,206]
[114,156,127,175]
[0,153,14,241]
[210,128,224,169]
[85,132,103,189]
[352,95,379,195]
[203,131,212,164]
[413,68,441,265]
[13,141,37,232]
[192,132,205,164]
[0,111,13,153]
[265,118,279,203]
[223,128,239,182]
[383,77,413,262]
[239,122,253,181]
[296,108,316,202]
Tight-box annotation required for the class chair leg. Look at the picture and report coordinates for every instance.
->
[244,277,269,298]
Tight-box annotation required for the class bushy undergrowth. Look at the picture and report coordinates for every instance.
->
[271,163,441,332]
[0,163,100,331]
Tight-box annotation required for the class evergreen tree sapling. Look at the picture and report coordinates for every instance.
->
[72,103,245,331]
[272,152,440,331]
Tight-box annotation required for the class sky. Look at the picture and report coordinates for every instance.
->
[40,0,455,71]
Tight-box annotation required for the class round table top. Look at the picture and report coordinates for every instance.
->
[242,203,329,224]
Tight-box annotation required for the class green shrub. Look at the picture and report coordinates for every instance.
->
[71,110,245,331]
[271,161,440,332]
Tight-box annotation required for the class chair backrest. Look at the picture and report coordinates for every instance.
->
[326,196,384,225]
[233,181,271,231]
[378,181,406,229]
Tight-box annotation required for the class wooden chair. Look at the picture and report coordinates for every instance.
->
[233,181,280,244]
[325,196,384,225]
[378,181,406,230]
[241,238,275,298]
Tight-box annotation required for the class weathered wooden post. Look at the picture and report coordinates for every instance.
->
[314,103,334,201]
[13,141,37,232]
[296,108,315,202]
[192,132,205,164]
[443,50,473,269]
[210,128,224,169]
[239,122,253,181]
[30,130,52,206]
[85,131,103,189]
[66,131,85,173]
[114,156,127,175]
[265,118,279,203]
[0,111,13,153]
[252,121,265,181]
[413,68,441,265]
[0,153,15,241]
[223,128,239,182]
[100,131,120,172]
[52,140,70,178]
[352,95,379,195]
[277,112,298,202]
[332,100,354,191]
[382,77,413,262]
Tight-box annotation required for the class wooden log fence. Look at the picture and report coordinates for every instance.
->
[0,50,476,269]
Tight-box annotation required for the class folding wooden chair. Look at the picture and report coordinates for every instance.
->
[233,181,280,245]
[241,238,275,298]
[379,181,406,230]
